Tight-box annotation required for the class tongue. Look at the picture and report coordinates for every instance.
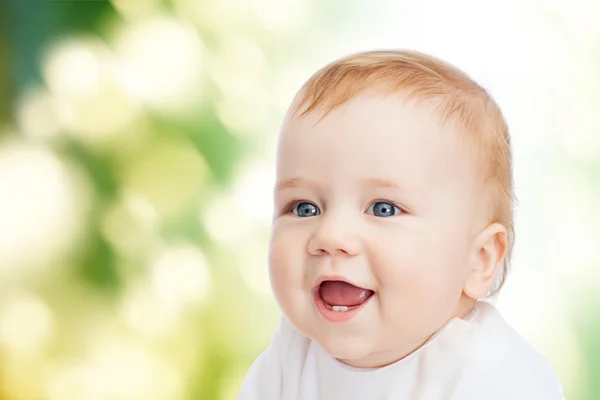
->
[319,281,373,307]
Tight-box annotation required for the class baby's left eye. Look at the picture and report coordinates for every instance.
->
[367,201,401,217]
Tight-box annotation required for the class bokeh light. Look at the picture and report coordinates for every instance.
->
[43,38,141,144]
[150,244,212,310]
[0,142,87,274]
[0,292,55,355]
[113,16,205,115]
[110,0,163,20]
[119,139,209,217]
[16,87,62,141]
[120,280,181,339]
[45,339,184,400]
[100,191,160,257]
[202,192,255,245]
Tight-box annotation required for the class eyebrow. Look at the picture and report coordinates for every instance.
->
[360,178,404,190]
[274,177,405,191]
[274,177,319,192]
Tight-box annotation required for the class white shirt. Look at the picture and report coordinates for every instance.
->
[237,301,565,400]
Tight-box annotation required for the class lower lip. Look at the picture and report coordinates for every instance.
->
[312,288,373,323]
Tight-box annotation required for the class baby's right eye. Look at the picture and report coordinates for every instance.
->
[292,202,320,217]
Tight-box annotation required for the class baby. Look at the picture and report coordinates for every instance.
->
[237,50,565,399]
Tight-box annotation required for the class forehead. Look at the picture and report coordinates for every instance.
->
[277,94,475,193]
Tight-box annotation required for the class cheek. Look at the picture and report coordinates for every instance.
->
[268,225,306,301]
[370,224,469,298]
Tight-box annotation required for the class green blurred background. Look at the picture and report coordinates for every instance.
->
[0,0,598,399]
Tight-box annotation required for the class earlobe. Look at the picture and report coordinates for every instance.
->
[463,223,508,299]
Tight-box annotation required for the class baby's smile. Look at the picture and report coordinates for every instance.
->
[312,277,375,322]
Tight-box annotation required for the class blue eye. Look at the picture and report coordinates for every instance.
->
[367,201,401,217]
[292,202,320,217]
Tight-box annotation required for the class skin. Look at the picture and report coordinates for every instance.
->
[269,92,508,368]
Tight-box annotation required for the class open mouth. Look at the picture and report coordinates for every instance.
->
[314,280,374,317]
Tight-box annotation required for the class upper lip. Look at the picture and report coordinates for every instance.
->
[313,275,373,291]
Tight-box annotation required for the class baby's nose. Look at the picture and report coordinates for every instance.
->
[307,214,361,257]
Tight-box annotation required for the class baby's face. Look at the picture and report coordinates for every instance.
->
[269,93,482,368]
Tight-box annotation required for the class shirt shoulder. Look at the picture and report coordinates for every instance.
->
[457,302,565,400]
[462,351,565,400]
[237,316,308,400]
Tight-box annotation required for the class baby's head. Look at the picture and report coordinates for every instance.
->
[268,50,514,368]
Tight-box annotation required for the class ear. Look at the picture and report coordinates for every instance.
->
[463,223,509,299]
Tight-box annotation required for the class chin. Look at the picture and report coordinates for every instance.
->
[316,332,374,362]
